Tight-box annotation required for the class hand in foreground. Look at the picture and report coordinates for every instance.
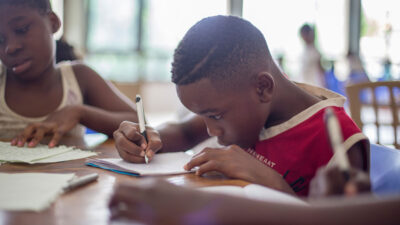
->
[109,179,219,225]
[11,105,82,148]
[309,166,371,198]
[113,121,162,163]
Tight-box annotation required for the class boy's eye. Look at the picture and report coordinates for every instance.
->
[208,114,222,120]
[15,24,31,34]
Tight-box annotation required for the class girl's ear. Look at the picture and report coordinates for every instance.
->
[254,72,274,103]
[48,12,61,34]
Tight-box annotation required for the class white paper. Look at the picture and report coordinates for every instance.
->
[0,141,96,164]
[0,173,75,211]
[200,184,307,205]
[87,152,192,176]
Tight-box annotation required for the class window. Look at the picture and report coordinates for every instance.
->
[85,0,227,82]
[243,0,347,80]
[360,0,400,80]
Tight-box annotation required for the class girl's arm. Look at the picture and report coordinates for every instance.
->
[73,62,137,136]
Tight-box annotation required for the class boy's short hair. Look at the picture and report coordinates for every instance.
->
[300,23,313,34]
[0,0,52,13]
[171,15,272,87]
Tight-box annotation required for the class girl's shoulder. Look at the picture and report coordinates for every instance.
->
[59,60,102,83]
[60,60,109,98]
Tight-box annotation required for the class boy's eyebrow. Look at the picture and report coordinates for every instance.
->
[198,108,219,115]
[8,16,27,24]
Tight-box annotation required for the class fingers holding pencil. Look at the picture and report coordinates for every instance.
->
[114,121,162,163]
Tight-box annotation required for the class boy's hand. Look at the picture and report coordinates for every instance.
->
[113,121,162,163]
[309,166,371,197]
[11,105,82,148]
[184,145,256,179]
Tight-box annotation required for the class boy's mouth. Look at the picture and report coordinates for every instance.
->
[11,60,32,74]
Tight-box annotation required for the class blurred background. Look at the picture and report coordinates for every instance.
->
[52,0,400,147]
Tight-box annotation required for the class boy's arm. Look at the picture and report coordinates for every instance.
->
[156,114,209,153]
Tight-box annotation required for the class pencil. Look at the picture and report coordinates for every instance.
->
[136,94,149,164]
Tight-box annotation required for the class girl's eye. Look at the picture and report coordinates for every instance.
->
[15,24,30,34]
[209,114,222,120]
[0,36,4,45]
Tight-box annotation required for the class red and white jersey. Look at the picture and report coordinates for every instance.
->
[247,83,369,196]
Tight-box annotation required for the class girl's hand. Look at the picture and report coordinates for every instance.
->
[113,121,162,163]
[11,105,82,148]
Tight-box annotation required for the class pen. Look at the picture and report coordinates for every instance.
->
[324,107,350,177]
[136,94,149,164]
[64,173,99,192]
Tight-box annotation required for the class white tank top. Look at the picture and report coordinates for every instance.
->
[0,62,85,140]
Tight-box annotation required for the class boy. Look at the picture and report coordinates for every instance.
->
[299,23,325,87]
[0,0,137,147]
[113,16,369,196]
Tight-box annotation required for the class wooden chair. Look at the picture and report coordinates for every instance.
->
[346,81,400,149]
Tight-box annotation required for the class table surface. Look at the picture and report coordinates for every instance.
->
[0,140,248,225]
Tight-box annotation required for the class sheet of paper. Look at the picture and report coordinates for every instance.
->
[87,152,192,176]
[200,184,307,205]
[0,173,75,211]
[0,141,96,164]
[34,149,97,163]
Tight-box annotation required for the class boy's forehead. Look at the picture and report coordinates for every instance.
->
[176,78,244,113]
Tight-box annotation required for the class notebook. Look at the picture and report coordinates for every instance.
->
[0,141,97,164]
[200,184,307,205]
[86,152,193,176]
[0,173,75,211]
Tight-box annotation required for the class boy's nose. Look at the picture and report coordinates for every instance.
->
[205,122,223,137]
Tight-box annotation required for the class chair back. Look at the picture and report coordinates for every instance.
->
[346,81,400,149]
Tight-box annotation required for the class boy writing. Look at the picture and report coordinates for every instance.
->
[0,0,137,147]
[113,15,369,196]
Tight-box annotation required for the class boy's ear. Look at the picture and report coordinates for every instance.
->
[48,12,61,34]
[254,72,274,103]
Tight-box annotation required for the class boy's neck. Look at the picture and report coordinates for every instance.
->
[265,78,320,129]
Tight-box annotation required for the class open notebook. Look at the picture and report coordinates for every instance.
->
[0,141,97,164]
[86,152,193,176]
[200,184,307,205]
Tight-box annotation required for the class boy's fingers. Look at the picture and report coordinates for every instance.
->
[118,148,145,163]
[184,152,209,171]
[146,139,162,155]
[114,130,145,156]
[195,160,219,176]
[120,128,147,149]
